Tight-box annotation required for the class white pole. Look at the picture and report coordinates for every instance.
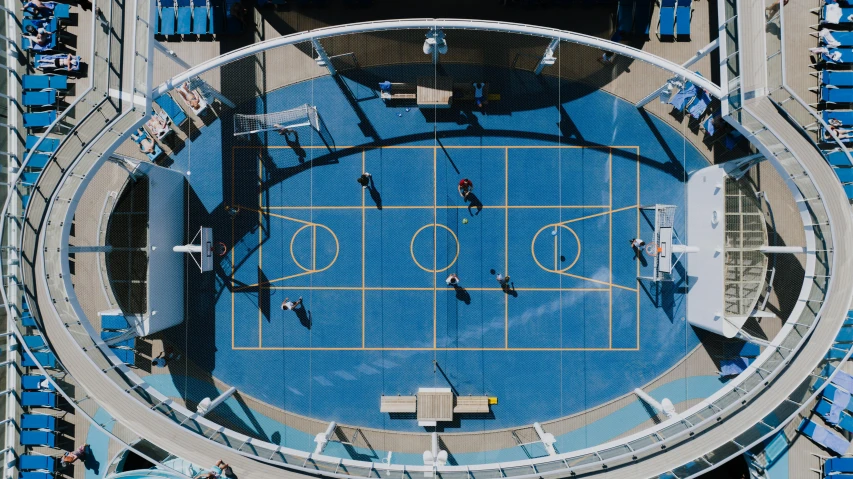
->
[196,386,237,416]
[759,246,807,254]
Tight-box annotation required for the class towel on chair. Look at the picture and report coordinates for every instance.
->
[827,387,851,424]
[827,4,843,23]
[813,423,851,455]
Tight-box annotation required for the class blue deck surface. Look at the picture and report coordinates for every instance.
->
[167,66,708,436]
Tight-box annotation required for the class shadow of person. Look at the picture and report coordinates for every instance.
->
[503,282,518,298]
[295,307,312,329]
[465,192,483,216]
[368,177,382,210]
[453,285,471,305]
[83,448,100,475]
[283,129,307,163]
[631,245,648,266]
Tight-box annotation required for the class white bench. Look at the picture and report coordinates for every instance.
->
[453,396,490,414]
[380,395,417,413]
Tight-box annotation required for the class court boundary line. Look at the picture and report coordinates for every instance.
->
[230,145,646,352]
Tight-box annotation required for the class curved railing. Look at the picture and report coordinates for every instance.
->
[12,18,853,479]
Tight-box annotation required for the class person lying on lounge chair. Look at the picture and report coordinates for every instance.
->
[146,115,169,137]
[178,82,203,110]
[37,54,78,69]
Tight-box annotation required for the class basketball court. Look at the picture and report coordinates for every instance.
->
[167,68,707,433]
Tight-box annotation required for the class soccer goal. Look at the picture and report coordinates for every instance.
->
[233,104,321,136]
[637,204,698,282]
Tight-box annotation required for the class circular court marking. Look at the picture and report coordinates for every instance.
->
[290,223,340,273]
[410,223,460,273]
[531,224,581,273]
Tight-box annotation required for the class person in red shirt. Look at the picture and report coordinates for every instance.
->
[458,178,473,199]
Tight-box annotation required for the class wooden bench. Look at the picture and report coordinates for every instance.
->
[380,82,417,101]
[453,396,490,414]
[380,395,417,413]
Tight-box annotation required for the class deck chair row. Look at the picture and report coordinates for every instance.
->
[157,0,224,35]
[658,0,692,39]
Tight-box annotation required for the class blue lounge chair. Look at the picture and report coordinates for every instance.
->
[826,457,853,474]
[22,313,36,327]
[837,324,853,341]
[154,94,187,126]
[823,86,853,103]
[22,351,55,368]
[824,110,853,126]
[668,82,697,111]
[21,413,56,430]
[688,89,711,119]
[719,357,751,377]
[192,0,208,34]
[224,0,242,34]
[22,90,57,107]
[816,399,853,434]
[20,391,56,408]
[822,30,853,47]
[27,153,50,170]
[22,375,54,391]
[799,418,850,455]
[131,129,163,161]
[21,472,53,479]
[835,167,853,184]
[34,54,80,72]
[825,150,853,166]
[22,18,59,52]
[676,0,691,39]
[23,335,46,349]
[23,111,56,129]
[737,342,761,357]
[159,0,177,35]
[21,172,41,186]
[177,0,192,34]
[23,2,70,20]
[19,455,55,473]
[111,347,135,364]
[21,74,67,91]
[616,0,634,33]
[823,6,853,25]
[101,330,135,349]
[632,0,652,37]
[101,314,129,330]
[818,364,853,391]
[20,430,55,447]
[822,71,853,87]
[659,0,675,37]
[26,135,60,152]
[210,2,223,33]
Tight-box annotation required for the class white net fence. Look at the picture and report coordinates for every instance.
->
[233,104,320,136]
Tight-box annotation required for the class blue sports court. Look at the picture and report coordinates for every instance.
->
[168,65,707,434]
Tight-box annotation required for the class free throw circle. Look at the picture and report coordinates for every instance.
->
[531,224,581,273]
[410,223,460,273]
[290,223,340,273]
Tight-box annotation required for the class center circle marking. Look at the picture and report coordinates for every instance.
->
[290,223,339,273]
[531,224,581,273]
[410,223,460,273]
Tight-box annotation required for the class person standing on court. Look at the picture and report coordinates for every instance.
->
[458,178,473,199]
[473,82,487,109]
[281,297,303,311]
[357,172,372,189]
[446,273,459,287]
[630,238,646,258]
[496,273,511,292]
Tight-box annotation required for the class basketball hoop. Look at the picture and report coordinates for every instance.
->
[645,242,660,256]
[215,241,228,256]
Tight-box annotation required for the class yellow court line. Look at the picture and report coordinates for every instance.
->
[505,148,509,349]
[258,154,264,349]
[361,149,366,349]
[559,204,639,225]
[261,205,610,210]
[433,146,437,350]
[636,148,641,350]
[609,150,613,349]
[234,145,641,150]
[557,271,637,292]
[234,271,315,291]
[234,346,641,351]
[255,286,611,291]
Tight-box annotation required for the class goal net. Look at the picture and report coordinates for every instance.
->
[233,104,321,136]
[639,204,677,282]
